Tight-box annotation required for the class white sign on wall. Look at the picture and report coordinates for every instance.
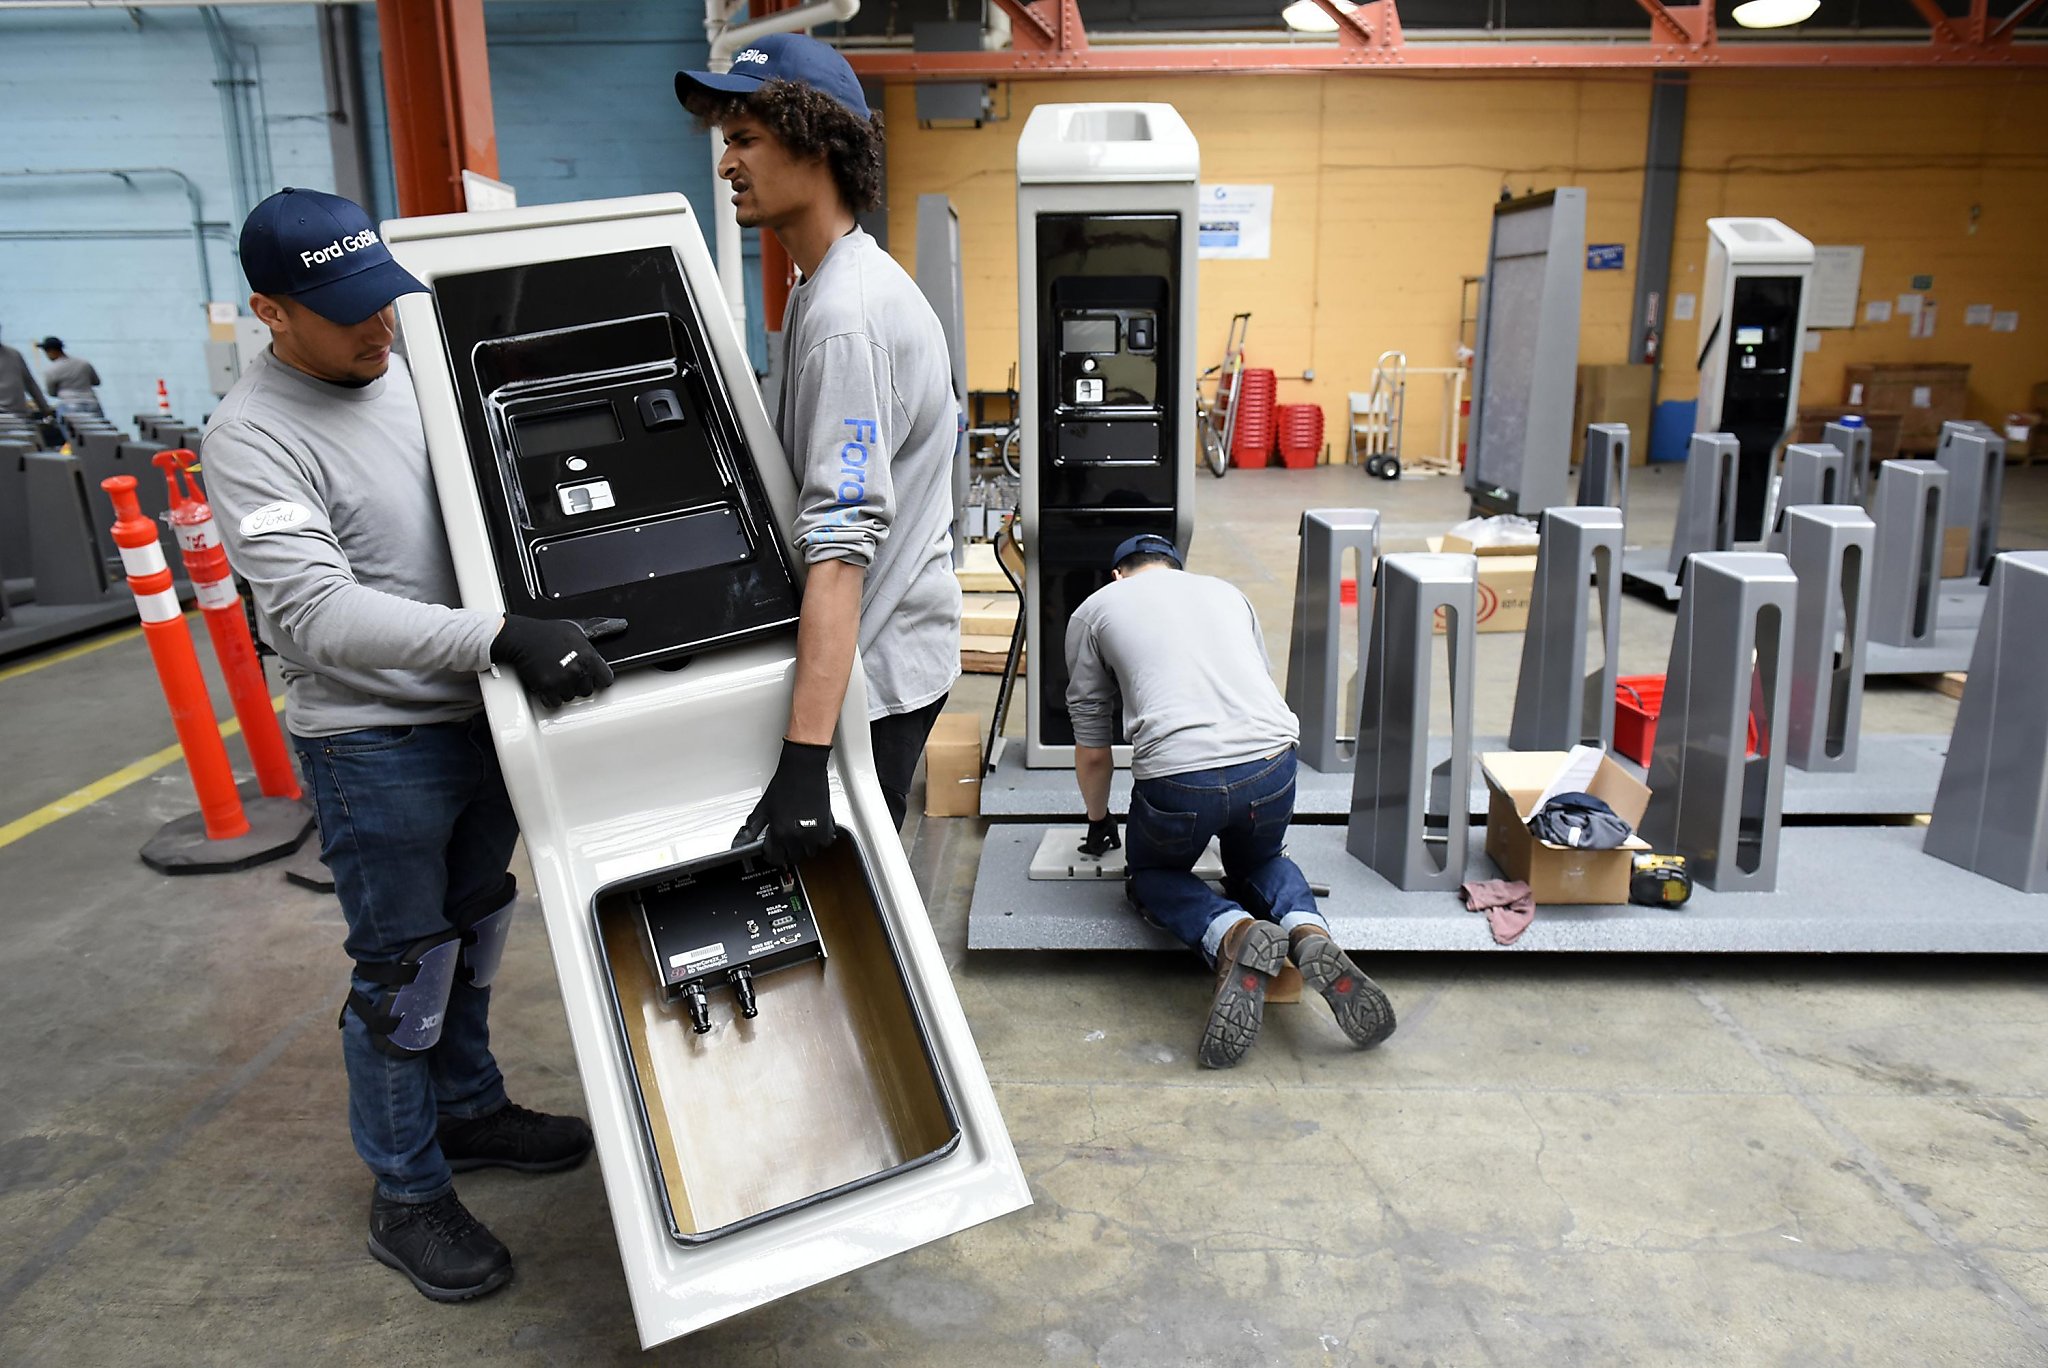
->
[1198,184,1273,260]
[1807,245,1864,329]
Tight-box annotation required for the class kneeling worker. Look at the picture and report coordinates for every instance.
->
[1065,534,1396,1069]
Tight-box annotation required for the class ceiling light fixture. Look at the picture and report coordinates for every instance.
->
[1731,0,1819,27]
[1282,0,1357,33]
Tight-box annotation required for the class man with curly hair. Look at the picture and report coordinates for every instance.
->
[678,35,961,862]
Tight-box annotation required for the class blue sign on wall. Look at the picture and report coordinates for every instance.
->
[1587,244,1626,271]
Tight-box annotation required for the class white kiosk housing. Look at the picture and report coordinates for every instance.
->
[385,195,1027,1348]
[1016,103,1199,769]
[1696,217,1814,543]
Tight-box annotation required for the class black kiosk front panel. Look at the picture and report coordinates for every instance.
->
[433,248,799,670]
[1718,275,1803,543]
[1032,212,1181,748]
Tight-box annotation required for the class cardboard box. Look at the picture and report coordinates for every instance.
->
[1942,525,1970,580]
[1571,363,1654,466]
[922,712,984,818]
[961,593,1019,638]
[1842,363,1969,453]
[1427,534,1536,634]
[1481,750,1651,905]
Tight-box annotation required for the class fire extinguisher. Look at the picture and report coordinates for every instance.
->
[1643,328,1660,364]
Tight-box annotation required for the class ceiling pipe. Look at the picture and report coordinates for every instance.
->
[0,167,215,304]
[703,0,861,349]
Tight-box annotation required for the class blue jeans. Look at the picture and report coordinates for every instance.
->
[1126,748,1328,965]
[294,713,520,1203]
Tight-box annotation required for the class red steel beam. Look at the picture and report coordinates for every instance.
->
[847,40,2048,75]
[375,0,499,216]
[993,0,1090,53]
[1905,0,1965,42]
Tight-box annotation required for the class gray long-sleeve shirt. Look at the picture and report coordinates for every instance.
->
[1064,568,1301,782]
[200,347,499,737]
[777,227,961,720]
[0,343,48,416]
[42,355,99,400]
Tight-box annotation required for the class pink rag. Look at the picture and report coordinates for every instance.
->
[1460,879,1536,946]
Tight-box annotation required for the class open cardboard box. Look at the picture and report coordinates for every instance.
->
[1426,535,1536,634]
[1481,749,1651,905]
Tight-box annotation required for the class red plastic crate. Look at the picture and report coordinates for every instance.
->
[1614,674,1762,766]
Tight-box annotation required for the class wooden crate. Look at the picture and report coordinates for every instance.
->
[1842,363,1969,454]
[1793,406,1904,467]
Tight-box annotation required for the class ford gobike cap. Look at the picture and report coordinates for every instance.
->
[1111,534,1185,570]
[675,33,870,122]
[239,187,427,326]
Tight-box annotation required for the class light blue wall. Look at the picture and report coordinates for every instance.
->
[0,5,336,427]
[0,0,754,433]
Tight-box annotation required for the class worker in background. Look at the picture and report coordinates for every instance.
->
[676,34,961,859]
[1065,535,1398,1069]
[203,188,614,1305]
[0,325,54,436]
[38,337,101,417]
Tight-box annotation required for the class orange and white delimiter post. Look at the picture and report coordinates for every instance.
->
[156,450,301,802]
[102,474,251,841]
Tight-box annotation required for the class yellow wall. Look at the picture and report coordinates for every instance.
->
[883,69,2048,455]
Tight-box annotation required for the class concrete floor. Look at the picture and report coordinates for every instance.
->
[4,461,2048,1366]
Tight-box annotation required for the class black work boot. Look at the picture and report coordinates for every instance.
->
[439,1101,594,1174]
[1289,925,1397,1049]
[367,1191,514,1303]
[1198,918,1289,1070]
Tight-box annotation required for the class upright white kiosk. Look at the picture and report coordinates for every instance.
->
[1696,217,1814,543]
[385,195,1027,1348]
[1016,103,1199,769]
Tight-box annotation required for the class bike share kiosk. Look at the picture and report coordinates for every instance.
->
[385,195,1026,1347]
[1695,218,1813,543]
[1017,103,1199,768]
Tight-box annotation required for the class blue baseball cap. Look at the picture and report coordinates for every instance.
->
[675,33,870,122]
[239,188,427,326]
[1111,534,1184,570]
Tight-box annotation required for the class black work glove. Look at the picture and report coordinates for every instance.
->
[1079,814,1121,857]
[735,739,836,867]
[489,615,615,708]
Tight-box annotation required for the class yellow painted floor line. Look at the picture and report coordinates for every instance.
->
[0,695,287,853]
[0,606,215,686]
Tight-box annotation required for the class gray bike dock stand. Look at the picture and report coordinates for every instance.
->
[1782,505,1873,773]
[1935,424,2005,581]
[1768,444,1846,551]
[1622,432,1738,606]
[1641,552,1797,892]
[1864,459,1981,676]
[1346,553,1477,892]
[1509,505,1621,751]
[1924,551,2048,893]
[0,452,145,663]
[1823,419,1873,503]
[1283,509,1379,774]
[1576,423,1629,518]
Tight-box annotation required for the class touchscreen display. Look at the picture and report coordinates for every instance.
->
[515,402,623,458]
[1061,317,1118,354]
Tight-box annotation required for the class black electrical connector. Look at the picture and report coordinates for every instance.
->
[680,980,713,1035]
[728,965,759,1019]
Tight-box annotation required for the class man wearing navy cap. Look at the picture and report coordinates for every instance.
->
[677,34,963,857]
[202,187,613,1303]
[1064,536,1398,1069]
